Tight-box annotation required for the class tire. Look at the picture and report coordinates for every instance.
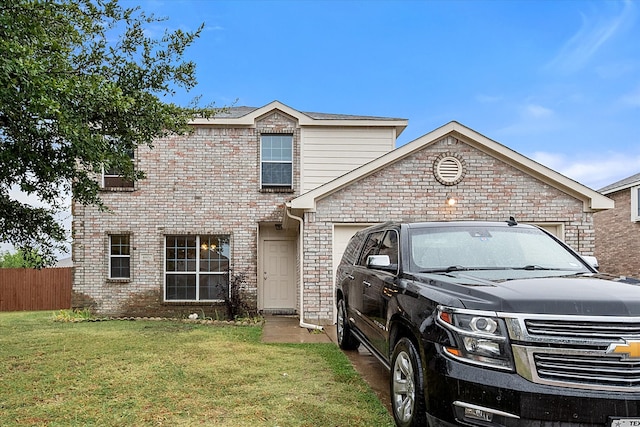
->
[336,298,360,350]
[390,337,427,427]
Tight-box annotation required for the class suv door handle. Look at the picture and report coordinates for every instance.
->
[363,281,372,288]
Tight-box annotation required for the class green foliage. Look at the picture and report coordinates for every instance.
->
[224,270,259,320]
[0,248,45,268]
[52,308,94,322]
[0,0,218,264]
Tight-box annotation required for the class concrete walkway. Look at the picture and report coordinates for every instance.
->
[261,315,392,413]
[261,315,336,343]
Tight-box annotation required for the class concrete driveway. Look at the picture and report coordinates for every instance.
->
[342,346,391,412]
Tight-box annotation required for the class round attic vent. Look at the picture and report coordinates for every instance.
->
[434,153,465,185]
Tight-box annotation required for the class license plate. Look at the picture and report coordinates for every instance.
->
[610,418,640,427]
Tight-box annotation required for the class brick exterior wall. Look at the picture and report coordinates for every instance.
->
[302,136,595,323]
[73,121,598,323]
[594,189,640,277]
[72,111,301,317]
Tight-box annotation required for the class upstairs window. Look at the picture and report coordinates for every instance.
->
[261,134,293,189]
[109,234,131,279]
[103,149,135,189]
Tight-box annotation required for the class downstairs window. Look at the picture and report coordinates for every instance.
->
[165,235,230,301]
[109,234,131,279]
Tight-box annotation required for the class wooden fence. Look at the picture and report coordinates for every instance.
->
[0,267,72,311]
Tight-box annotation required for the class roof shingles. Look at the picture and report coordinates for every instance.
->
[215,106,404,121]
[599,172,640,194]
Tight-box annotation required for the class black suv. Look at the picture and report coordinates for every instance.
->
[335,220,640,427]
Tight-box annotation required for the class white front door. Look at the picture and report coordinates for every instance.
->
[262,239,296,311]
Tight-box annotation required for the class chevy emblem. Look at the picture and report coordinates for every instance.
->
[607,339,640,360]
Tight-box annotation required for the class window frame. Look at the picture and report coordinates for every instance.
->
[102,149,135,189]
[632,185,640,222]
[164,234,231,302]
[260,134,293,189]
[377,230,399,267]
[357,231,384,266]
[108,234,131,280]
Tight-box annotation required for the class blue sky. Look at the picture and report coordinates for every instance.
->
[136,0,640,190]
[4,0,640,257]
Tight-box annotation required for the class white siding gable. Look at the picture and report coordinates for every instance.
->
[300,126,396,193]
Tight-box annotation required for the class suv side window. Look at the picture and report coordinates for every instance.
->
[357,231,384,266]
[378,230,399,265]
[341,231,366,266]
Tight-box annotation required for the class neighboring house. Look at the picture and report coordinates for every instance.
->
[72,101,613,325]
[594,173,640,277]
[55,257,73,268]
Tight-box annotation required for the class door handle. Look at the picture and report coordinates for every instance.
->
[347,274,355,280]
[363,281,372,288]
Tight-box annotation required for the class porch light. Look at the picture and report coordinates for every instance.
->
[446,195,457,206]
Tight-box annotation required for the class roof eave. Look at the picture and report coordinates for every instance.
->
[287,121,614,213]
[600,181,640,195]
[188,101,408,135]
[446,124,614,212]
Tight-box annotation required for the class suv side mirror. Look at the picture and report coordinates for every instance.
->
[367,255,390,268]
[367,255,398,272]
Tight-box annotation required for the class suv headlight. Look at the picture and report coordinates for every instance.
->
[437,306,513,370]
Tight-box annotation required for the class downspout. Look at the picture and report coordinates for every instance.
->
[285,207,324,331]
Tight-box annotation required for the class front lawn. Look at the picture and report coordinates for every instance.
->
[0,311,393,426]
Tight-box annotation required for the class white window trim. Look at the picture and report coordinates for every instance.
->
[101,165,121,188]
[631,185,640,222]
[163,235,230,302]
[108,234,131,280]
[260,134,293,188]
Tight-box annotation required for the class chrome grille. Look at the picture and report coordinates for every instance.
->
[503,313,640,392]
[534,353,640,388]
[525,319,640,340]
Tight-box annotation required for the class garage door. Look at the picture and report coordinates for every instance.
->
[332,224,374,280]
[331,224,375,323]
[533,223,564,239]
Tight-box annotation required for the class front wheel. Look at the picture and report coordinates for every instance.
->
[390,337,427,427]
[336,298,359,350]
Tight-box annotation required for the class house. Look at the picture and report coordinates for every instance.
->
[72,101,613,325]
[594,173,640,277]
[71,101,408,319]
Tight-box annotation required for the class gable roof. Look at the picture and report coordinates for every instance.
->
[189,100,408,135]
[598,172,640,195]
[287,121,613,213]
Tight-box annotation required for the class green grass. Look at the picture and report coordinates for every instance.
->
[0,311,394,426]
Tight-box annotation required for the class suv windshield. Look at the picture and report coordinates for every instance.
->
[409,225,590,276]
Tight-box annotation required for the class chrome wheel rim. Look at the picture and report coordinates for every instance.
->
[337,302,345,343]
[392,350,415,424]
